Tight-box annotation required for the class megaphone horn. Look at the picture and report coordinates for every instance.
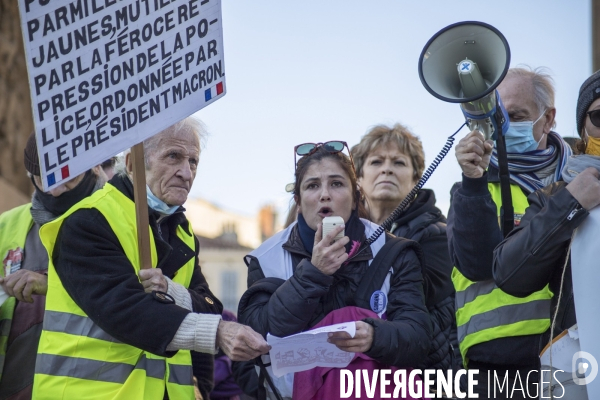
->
[418,21,511,140]
[419,21,510,102]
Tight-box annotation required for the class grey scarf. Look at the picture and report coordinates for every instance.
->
[29,177,105,225]
[561,155,600,183]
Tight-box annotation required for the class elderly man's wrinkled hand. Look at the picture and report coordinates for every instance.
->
[0,269,47,303]
[138,268,168,293]
[328,321,374,353]
[455,130,494,179]
[216,320,271,361]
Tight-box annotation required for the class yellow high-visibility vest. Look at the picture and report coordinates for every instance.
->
[0,204,33,379]
[452,182,552,366]
[33,183,196,400]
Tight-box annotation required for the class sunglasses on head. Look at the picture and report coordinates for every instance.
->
[294,141,354,171]
[587,110,600,128]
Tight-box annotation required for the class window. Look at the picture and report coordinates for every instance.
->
[220,270,239,313]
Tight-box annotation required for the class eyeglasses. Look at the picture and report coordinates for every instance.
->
[587,110,600,128]
[294,141,354,171]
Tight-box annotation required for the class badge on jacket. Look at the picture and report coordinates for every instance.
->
[370,290,387,314]
[2,247,23,277]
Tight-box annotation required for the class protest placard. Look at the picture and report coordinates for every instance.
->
[18,0,226,190]
[571,207,600,398]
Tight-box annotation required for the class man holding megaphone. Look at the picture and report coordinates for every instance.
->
[447,67,572,398]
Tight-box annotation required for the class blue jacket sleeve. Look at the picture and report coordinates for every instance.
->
[447,173,504,281]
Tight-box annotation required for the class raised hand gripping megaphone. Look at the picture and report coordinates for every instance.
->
[418,21,516,236]
[355,21,514,254]
[418,21,511,140]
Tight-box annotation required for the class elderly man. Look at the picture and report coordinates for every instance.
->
[31,117,269,400]
[447,67,572,398]
[0,133,107,399]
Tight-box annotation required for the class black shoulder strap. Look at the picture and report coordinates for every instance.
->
[256,357,284,400]
[354,235,422,310]
[495,121,515,237]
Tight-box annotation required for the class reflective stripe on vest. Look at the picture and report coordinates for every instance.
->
[35,353,192,384]
[452,182,553,366]
[0,204,33,379]
[43,310,122,343]
[33,184,196,400]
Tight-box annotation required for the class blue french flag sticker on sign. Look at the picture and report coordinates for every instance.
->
[205,82,224,101]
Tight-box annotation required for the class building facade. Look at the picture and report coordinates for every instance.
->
[185,199,278,315]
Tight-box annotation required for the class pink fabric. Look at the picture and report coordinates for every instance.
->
[347,240,362,259]
[292,306,427,400]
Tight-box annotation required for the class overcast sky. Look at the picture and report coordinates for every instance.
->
[190,1,591,224]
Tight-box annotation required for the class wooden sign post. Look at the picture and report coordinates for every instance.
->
[131,143,152,270]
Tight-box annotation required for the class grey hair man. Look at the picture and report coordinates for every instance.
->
[447,67,573,398]
[32,117,269,400]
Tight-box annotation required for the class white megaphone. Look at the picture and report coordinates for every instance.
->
[418,21,510,140]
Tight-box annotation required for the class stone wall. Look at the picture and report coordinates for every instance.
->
[0,0,34,204]
[0,176,29,212]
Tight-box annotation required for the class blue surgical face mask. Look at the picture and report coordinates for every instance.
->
[146,185,179,215]
[504,111,547,153]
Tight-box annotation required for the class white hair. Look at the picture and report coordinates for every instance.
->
[506,65,556,128]
[116,116,208,176]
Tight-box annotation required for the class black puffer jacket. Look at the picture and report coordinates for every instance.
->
[390,189,457,371]
[493,182,586,336]
[239,216,432,368]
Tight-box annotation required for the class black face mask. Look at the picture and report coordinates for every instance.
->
[32,170,97,215]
